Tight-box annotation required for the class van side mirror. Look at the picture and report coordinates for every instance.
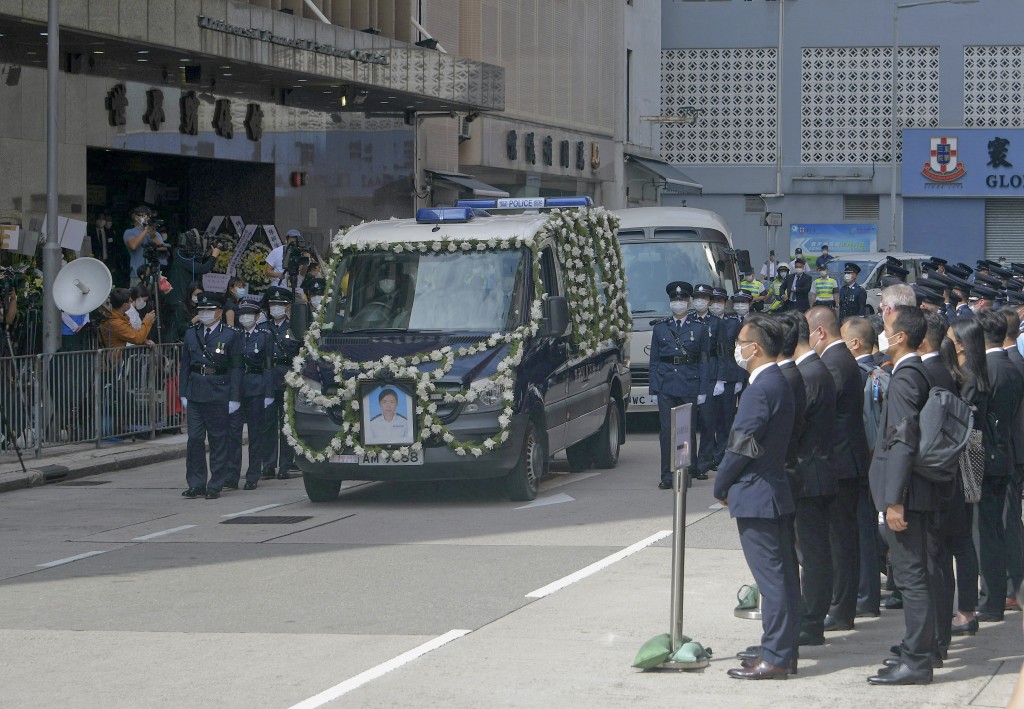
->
[542,296,571,338]
[735,249,752,276]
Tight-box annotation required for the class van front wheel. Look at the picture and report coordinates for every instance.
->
[589,396,622,469]
[303,472,341,502]
[506,420,547,502]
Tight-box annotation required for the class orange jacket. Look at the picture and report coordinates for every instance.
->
[99,309,153,350]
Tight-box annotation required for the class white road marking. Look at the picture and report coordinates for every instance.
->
[525,530,673,599]
[131,525,195,541]
[287,629,471,708]
[708,503,724,510]
[515,493,575,510]
[222,503,285,519]
[37,550,109,568]
[542,471,600,490]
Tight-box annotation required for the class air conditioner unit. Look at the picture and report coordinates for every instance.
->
[458,116,472,142]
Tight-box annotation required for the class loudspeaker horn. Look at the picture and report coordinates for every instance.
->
[52,258,112,315]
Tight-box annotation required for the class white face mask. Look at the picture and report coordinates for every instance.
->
[198,310,216,325]
[795,268,804,275]
[379,279,396,294]
[692,298,709,312]
[733,303,750,316]
[311,296,323,308]
[734,342,753,371]
[969,301,981,313]
[239,314,256,329]
[878,331,891,353]
[709,302,726,316]
[844,273,855,283]
[134,298,146,310]
[669,300,688,315]
[270,304,287,319]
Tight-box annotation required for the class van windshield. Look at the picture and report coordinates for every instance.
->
[620,240,728,315]
[323,248,530,333]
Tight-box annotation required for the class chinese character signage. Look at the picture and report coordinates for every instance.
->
[790,224,878,255]
[902,128,1024,197]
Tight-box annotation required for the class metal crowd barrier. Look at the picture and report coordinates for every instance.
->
[0,342,184,456]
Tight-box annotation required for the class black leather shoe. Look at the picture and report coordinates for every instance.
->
[658,480,672,490]
[205,489,221,499]
[951,618,978,635]
[727,659,789,680]
[976,611,1004,623]
[823,615,854,632]
[243,481,258,491]
[855,606,881,618]
[741,657,797,675]
[867,663,932,685]
[883,655,942,669]
[276,472,294,480]
[182,487,201,498]
[692,471,708,480]
[222,482,239,491]
[797,630,825,646]
[882,596,903,610]
[890,644,901,656]
[262,469,276,480]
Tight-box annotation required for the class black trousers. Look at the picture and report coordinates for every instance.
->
[185,399,230,492]
[262,389,294,474]
[978,475,1010,615]
[657,392,696,484]
[856,482,881,613]
[713,386,740,463]
[828,478,861,623]
[929,509,954,654]
[225,395,267,486]
[795,495,834,637]
[1004,468,1024,597]
[694,393,721,474]
[738,515,801,666]
[880,510,935,672]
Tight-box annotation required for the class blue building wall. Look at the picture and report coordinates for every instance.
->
[904,198,985,267]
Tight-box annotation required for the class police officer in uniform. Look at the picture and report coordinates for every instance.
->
[838,262,868,321]
[649,281,709,489]
[811,262,839,309]
[260,286,302,480]
[304,276,327,314]
[179,292,242,499]
[738,269,767,311]
[224,301,274,491]
[692,284,725,479]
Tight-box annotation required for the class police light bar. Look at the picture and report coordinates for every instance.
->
[454,196,593,210]
[415,207,475,224]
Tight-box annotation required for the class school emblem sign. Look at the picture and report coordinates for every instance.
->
[922,136,967,182]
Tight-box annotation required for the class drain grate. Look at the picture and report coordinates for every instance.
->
[221,515,312,525]
[59,480,111,486]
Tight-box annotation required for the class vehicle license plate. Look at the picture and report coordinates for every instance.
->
[330,452,423,466]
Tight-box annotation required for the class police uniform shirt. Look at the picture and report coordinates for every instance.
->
[838,281,867,319]
[365,412,410,444]
[179,321,242,403]
[260,317,301,390]
[812,274,838,304]
[240,327,273,399]
[648,314,709,399]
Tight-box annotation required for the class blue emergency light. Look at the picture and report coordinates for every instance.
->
[453,196,593,210]
[415,207,475,224]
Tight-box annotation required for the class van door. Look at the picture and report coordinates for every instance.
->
[565,254,614,446]
[536,245,570,453]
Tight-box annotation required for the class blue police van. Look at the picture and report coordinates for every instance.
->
[287,197,632,502]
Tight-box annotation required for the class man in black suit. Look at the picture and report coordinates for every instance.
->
[1001,308,1024,606]
[785,311,839,644]
[716,315,799,680]
[976,309,1024,621]
[783,258,812,313]
[867,305,937,685]
[807,307,872,631]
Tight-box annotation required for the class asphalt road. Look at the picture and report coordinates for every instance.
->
[0,419,1020,708]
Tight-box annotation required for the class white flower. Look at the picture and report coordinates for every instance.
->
[351,400,359,410]
[431,424,442,434]
[455,447,467,456]
[470,448,482,457]
[443,432,454,443]
[353,445,364,455]
[483,439,495,450]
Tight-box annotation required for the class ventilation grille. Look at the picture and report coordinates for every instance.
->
[745,196,765,213]
[843,195,880,220]
[965,46,1024,127]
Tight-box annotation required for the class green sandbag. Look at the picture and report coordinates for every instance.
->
[669,641,711,664]
[735,583,759,610]
[632,633,673,669]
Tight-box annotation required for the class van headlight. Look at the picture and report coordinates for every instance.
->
[294,377,327,414]
[464,381,504,413]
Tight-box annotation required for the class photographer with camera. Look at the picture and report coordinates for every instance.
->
[123,206,167,287]
[166,232,221,342]
[265,229,308,288]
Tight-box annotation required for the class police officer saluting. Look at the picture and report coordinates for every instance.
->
[224,301,274,491]
[839,262,868,321]
[261,286,302,480]
[179,292,242,499]
[649,281,709,489]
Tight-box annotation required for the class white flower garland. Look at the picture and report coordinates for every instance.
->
[284,207,630,463]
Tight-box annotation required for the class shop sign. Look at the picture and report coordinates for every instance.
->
[790,224,878,254]
[198,16,389,65]
[902,128,1024,197]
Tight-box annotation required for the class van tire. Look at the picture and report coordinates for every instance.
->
[565,442,593,472]
[590,396,622,469]
[303,472,341,502]
[506,420,547,502]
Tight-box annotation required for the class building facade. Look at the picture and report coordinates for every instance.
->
[660,0,1024,269]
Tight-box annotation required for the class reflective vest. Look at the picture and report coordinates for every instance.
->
[765,279,785,312]
[739,279,763,299]
[812,276,838,302]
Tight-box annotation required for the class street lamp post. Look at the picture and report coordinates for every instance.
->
[888,0,979,252]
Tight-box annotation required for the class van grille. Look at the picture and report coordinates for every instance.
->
[630,366,650,387]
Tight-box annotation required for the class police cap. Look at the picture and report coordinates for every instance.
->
[1011,263,1024,277]
[731,292,753,303]
[693,283,714,298]
[1006,290,1024,306]
[975,273,1003,289]
[196,291,224,309]
[947,275,972,295]
[921,261,938,274]
[915,278,945,296]
[304,277,326,296]
[666,281,693,299]
[711,287,729,300]
[913,284,944,307]
[972,284,999,300]
[265,286,294,304]
[1005,280,1024,293]
[880,275,905,288]
[922,271,954,288]
[843,262,861,274]
[885,256,905,267]
[239,300,262,314]
[976,259,993,271]
[886,263,909,278]
[794,257,806,266]
[990,264,1015,279]
[929,256,948,266]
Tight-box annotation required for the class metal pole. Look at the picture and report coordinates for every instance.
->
[668,463,689,652]
[42,0,61,354]
[888,8,900,252]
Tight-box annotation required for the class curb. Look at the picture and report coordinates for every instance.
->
[0,443,188,494]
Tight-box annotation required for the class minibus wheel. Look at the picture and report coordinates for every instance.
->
[303,472,342,502]
[506,419,547,501]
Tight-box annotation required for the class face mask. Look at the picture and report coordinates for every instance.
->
[734,342,753,371]
[669,300,688,315]
[778,272,789,281]
[239,314,256,329]
[234,287,247,298]
[311,296,323,308]
[270,304,287,319]
[794,268,804,275]
[198,310,216,325]
[819,271,828,278]
[379,279,395,294]
[191,295,199,305]
[878,331,891,353]
[709,302,725,316]
[844,273,855,283]
[134,298,146,310]
[969,302,981,314]
[692,298,709,312]
[733,303,750,316]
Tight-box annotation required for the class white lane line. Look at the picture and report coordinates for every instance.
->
[222,503,285,519]
[37,550,109,568]
[515,493,575,510]
[542,471,600,490]
[132,525,195,541]
[288,629,471,709]
[525,530,673,599]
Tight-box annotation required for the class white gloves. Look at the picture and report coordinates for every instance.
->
[713,380,725,397]
[734,382,743,394]
[180,397,187,410]
[264,397,274,408]
[228,401,240,414]
[697,394,707,405]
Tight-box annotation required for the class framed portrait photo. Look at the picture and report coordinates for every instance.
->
[360,380,416,447]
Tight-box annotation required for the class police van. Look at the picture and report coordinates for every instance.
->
[287,197,631,502]
[612,207,742,414]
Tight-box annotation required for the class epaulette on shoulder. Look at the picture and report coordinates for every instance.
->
[650,317,672,326]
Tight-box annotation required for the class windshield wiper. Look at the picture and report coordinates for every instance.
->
[631,309,658,314]
[339,327,409,334]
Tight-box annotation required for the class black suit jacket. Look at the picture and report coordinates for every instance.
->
[1006,346,1024,467]
[795,352,839,498]
[869,355,938,512]
[985,349,1024,477]
[713,364,796,518]
[820,342,871,481]
[777,360,807,492]
[921,353,956,392]
[784,272,812,312]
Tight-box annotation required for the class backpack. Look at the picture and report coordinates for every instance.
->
[860,361,890,448]
[901,361,974,484]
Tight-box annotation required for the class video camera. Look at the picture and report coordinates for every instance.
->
[283,237,311,286]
